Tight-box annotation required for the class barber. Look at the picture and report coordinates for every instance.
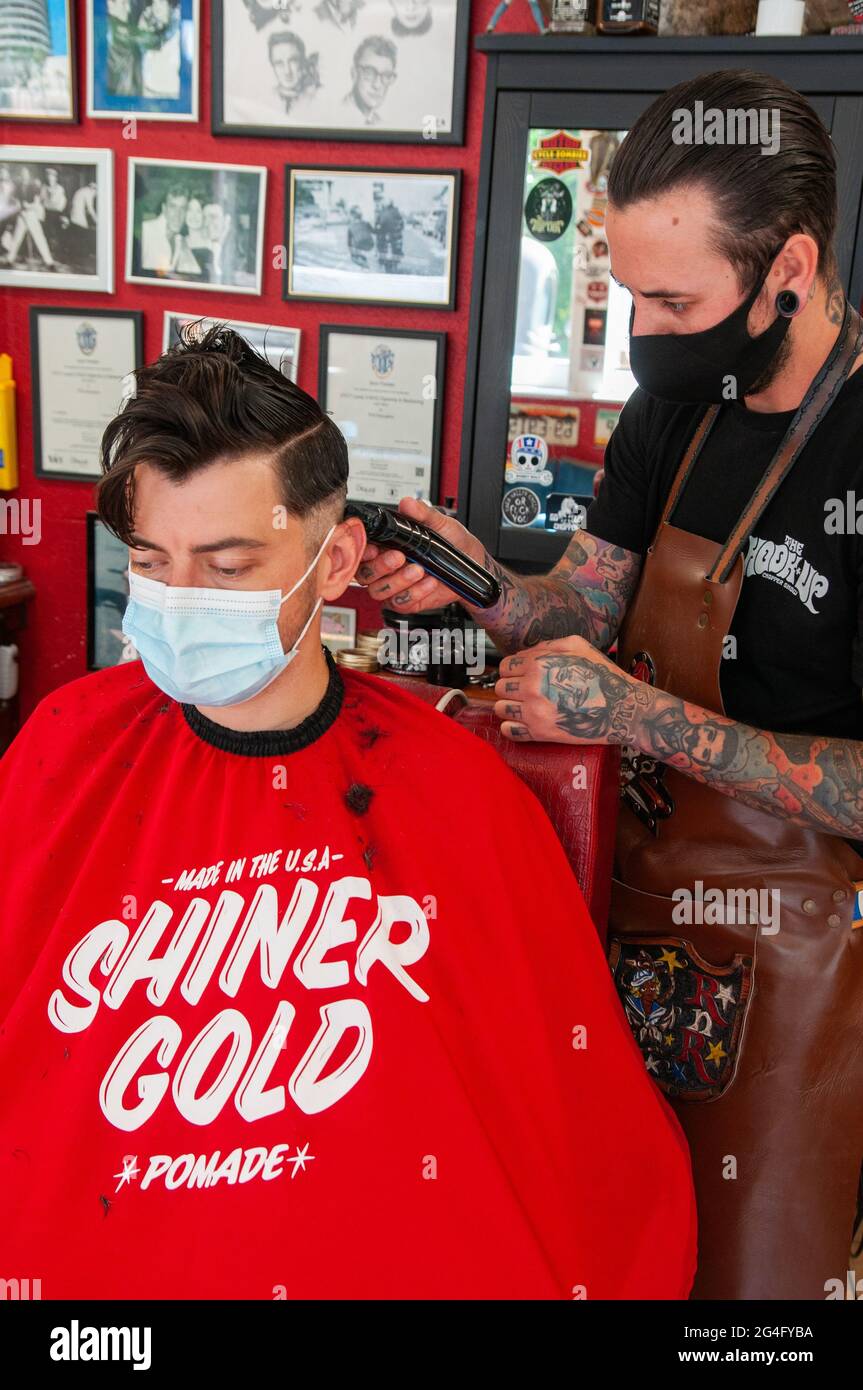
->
[355,69,863,1300]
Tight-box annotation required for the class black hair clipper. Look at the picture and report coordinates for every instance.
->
[344,500,501,609]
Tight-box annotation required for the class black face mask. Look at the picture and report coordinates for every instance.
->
[627,258,792,404]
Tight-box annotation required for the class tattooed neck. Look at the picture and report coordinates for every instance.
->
[825,274,845,326]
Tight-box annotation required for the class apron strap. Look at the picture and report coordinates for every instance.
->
[658,402,722,529]
[708,299,863,582]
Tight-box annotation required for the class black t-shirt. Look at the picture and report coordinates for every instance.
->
[586,371,863,740]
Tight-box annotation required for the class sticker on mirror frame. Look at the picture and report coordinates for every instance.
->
[506,433,553,487]
[545,493,588,533]
[524,178,573,242]
[501,486,541,527]
[594,407,621,446]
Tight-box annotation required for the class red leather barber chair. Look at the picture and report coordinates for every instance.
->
[376,674,620,942]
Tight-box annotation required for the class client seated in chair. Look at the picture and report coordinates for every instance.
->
[0,328,696,1300]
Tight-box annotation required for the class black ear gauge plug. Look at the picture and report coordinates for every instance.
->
[776,289,801,318]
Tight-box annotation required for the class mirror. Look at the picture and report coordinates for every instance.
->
[503,126,636,535]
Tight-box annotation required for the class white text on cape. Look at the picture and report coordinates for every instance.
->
[47,878,430,1133]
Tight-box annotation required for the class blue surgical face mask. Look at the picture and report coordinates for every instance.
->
[121,523,337,707]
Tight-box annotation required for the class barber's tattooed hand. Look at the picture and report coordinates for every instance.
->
[493,636,651,744]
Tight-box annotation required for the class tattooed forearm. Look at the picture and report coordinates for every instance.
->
[481,557,594,651]
[631,686,863,839]
[478,532,641,656]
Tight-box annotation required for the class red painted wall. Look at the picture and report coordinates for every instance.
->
[1,0,537,718]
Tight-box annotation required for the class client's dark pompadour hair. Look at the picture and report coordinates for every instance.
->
[96,323,348,546]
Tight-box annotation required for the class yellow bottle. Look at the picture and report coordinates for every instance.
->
[0,354,18,491]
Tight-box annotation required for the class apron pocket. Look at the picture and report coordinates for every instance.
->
[608,933,755,1102]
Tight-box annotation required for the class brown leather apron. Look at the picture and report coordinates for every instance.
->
[609,302,863,1300]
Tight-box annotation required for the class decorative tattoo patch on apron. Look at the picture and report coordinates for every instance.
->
[608,936,754,1101]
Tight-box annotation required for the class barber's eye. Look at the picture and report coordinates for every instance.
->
[663,300,688,314]
[214,566,250,579]
[130,559,157,571]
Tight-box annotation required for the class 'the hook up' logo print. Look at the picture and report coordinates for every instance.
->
[743,534,829,614]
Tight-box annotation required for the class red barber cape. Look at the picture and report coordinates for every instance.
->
[0,650,696,1300]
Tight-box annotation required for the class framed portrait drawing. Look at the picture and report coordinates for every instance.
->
[86,512,138,672]
[319,324,445,505]
[212,0,469,144]
[126,157,267,293]
[31,307,143,481]
[285,166,459,308]
[163,311,301,381]
[87,0,200,122]
[0,146,113,291]
[0,0,76,122]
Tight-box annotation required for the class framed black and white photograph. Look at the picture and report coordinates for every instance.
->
[319,324,445,505]
[126,157,267,293]
[87,0,200,122]
[87,511,138,672]
[285,166,459,308]
[31,307,143,481]
[163,311,301,381]
[0,146,113,291]
[0,0,76,122]
[212,0,469,145]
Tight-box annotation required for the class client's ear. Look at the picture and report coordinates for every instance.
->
[321,517,367,600]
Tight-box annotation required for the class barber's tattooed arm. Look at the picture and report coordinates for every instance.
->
[630,690,863,839]
[357,511,638,653]
[493,635,863,839]
[479,531,641,655]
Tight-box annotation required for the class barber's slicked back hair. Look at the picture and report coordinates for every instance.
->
[96,323,348,547]
[607,69,839,293]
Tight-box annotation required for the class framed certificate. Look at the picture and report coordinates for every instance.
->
[319,325,445,506]
[31,307,143,481]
